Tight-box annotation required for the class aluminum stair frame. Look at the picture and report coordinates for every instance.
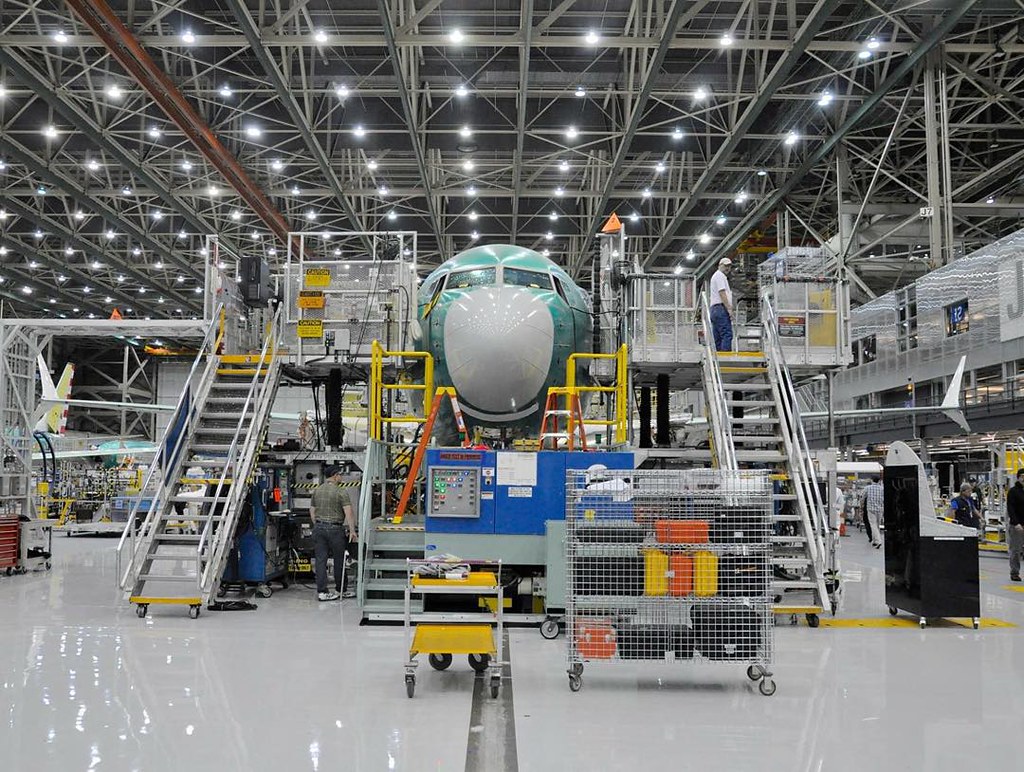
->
[356,438,390,608]
[760,294,833,612]
[116,306,225,592]
[196,305,285,604]
[699,290,737,471]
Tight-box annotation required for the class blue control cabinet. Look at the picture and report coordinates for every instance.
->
[424,449,633,536]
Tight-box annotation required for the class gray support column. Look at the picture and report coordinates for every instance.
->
[923,49,946,265]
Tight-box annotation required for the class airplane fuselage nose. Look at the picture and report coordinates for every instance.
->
[443,286,555,415]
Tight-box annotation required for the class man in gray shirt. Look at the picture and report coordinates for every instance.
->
[310,465,359,601]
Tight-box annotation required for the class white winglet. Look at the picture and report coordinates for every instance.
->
[940,355,970,432]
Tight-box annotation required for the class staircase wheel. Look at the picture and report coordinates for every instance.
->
[136,604,148,618]
[189,604,201,619]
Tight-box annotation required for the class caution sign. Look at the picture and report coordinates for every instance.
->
[601,212,623,233]
[297,290,325,309]
[297,319,324,339]
[777,315,806,338]
[304,268,331,288]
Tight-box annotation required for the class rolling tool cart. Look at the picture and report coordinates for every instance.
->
[403,559,504,699]
[565,469,776,696]
[18,519,53,573]
[0,516,19,575]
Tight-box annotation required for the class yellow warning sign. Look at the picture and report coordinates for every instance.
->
[304,268,331,288]
[601,212,622,233]
[297,319,324,339]
[297,290,325,309]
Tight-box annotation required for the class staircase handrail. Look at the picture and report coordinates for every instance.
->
[116,303,224,590]
[699,290,737,471]
[761,292,829,572]
[196,304,284,591]
[356,438,390,607]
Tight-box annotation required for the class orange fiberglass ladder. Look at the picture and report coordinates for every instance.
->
[393,387,471,524]
[539,387,588,450]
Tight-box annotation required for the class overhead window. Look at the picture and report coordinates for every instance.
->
[447,268,496,289]
[504,268,552,289]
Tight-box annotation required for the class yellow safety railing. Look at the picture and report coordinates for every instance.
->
[565,343,628,445]
[370,340,435,440]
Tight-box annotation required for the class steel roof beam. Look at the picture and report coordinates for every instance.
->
[510,0,535,241]
[696,0,981,279]
[61,0,294,246]
[642,0,843,269]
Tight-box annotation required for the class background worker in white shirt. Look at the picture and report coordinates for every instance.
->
[709,257,734,351]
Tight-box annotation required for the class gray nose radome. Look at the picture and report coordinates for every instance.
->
[443,286,554,414]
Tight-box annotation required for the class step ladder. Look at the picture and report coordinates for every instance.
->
[538,387,587,450]
[361,519,427,621]
[115,306,284,618]
[700,295,834,624]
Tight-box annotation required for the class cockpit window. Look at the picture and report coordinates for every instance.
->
[447,268,496,288]
[503,268,552,289]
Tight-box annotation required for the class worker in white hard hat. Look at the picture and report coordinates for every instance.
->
[709,257,735,351]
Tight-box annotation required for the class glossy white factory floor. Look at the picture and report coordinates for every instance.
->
[2,534,1024,772]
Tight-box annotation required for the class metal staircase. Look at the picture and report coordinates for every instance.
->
[701,293,834,624]
[116,305,284,618]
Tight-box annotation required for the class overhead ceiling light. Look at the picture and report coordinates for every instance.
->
[151,210,164,221]
[693,87,708,101]
[245,125,262,138]
[104,296,113,303]
[673,126,684,140]
[117,275,125,283]
[784,131,798,146]
[574,86,586,97]
[454,84,470,98]
[334,248,342,256]
[559,160,570,172]
[585,30,600,45]
[315,29,328,43]
[866,37,880,50]
[542,249,551,257]
[699,233,711,245]
[734,192,748,204]
[460,125,473,138]
[817,91,833,107]
[986,196,996,204]
[207,185,220,196]
[64,246,74,256]
[378,185,389,196]
[291,186,301,196]
[756,169,767,177]
[148,126,161,139]
[132,247,141,256]
[181,29,195,44]
[565,125,579,140]
[548,212,559,221]
[366,159,378,170]
[72,210,86,221]
[335,84,349,98]
[138,287,146,294]
[91,260,101,269]
[220,84,232,98]
[720,33,734,46]
[53,30,68,44]
[467,211,478,221]
[0,159,5,169]
[36,184,48,195]
[642,188,652,199]
[353,125,366,138]
[106,84,123,100]
[0,247,6,255]
[674,265,683,275]
[42,125,58,139]
[387,210,398,221]
[716,215,727,225]
[554,187,565,197]
[194,286,202,294]
[49,299,56,305]
[21,286,31,295]
[466,186,477,197]
[230,210,242,221]
[858,49,872,60]
[0,210,6,221]
[86,159,100,171]
[153,260,163,269]
[34,262,44,270]
[82,286,91,294]
[268,248,277,256]
[251,231,261,240]
[449,29,464,44]
[271,159,284,171]
[655,162,666,174]
[462,159,475,171]
[181,160,193,172]
[306,210,317,221]
[470,231,479,240]
[629,212,640,222]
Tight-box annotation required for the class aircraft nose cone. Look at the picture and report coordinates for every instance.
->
[444,286,554,414]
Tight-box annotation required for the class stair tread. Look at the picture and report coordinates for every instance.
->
[721,383,772,391]
[368,558,415,571]
[734,450,787,461]
[137,574,199,582]
[154,534,202,542]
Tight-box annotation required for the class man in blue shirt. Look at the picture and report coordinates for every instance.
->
[947,482,980,530]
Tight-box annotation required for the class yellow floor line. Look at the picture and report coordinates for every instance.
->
[819,617,1015,629]
[1003,585,1024,593]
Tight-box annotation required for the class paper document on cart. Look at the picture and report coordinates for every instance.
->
[496,452,537,486]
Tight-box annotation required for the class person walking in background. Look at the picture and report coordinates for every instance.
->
[948,482,981,530]
[310,465,359,602]
[1006,469,1024,582]
[864,476,884,549]
[709,257,735,352]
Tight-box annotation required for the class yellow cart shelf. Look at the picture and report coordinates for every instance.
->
[404,559,504,699]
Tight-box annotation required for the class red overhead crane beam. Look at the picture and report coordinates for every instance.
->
[64,0,294,246]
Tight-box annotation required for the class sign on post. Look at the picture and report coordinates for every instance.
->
[297,319,324,339]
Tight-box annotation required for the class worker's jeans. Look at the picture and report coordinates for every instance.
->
[1009,524,1024,577]
[710,304,733,352]
[313,522,348,593]
[866,508,883,546]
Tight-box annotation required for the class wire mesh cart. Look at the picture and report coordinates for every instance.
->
[565,469,776,695]
[403,558,504,699]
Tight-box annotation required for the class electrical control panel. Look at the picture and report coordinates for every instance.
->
[428,466,481,518]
